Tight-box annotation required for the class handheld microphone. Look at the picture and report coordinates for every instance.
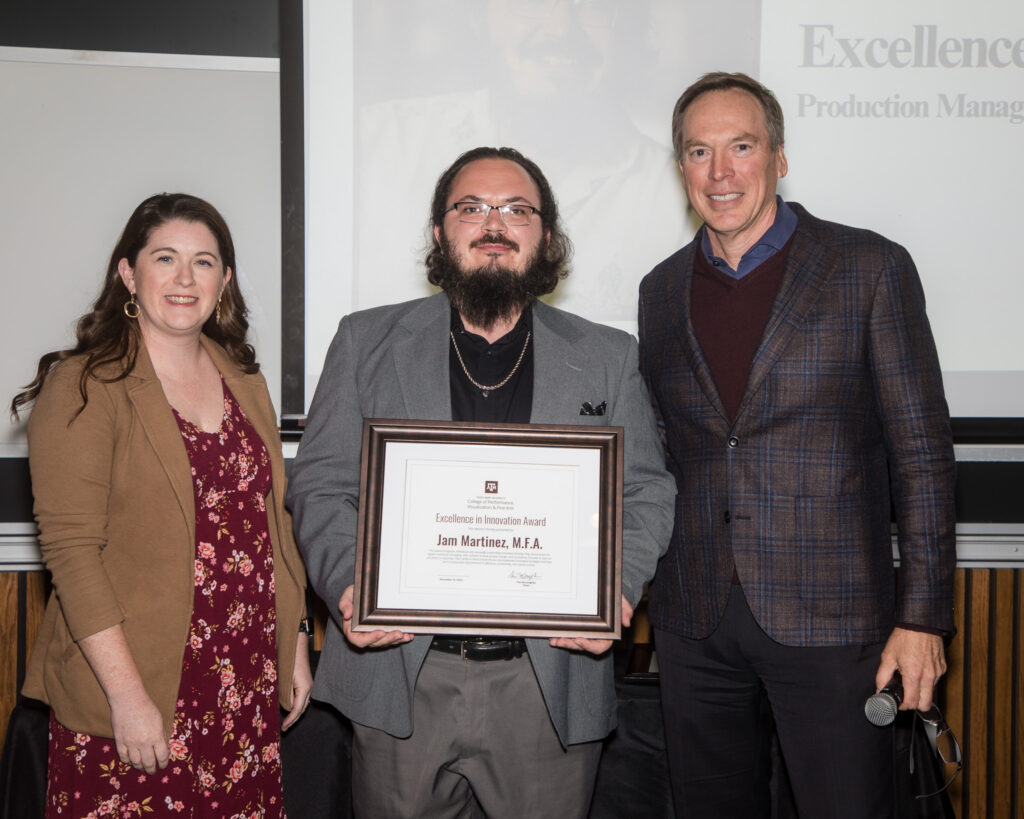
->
[864,669,903,726]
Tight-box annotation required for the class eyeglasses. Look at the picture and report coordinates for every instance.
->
[911,705,963,800]
[445,201,540,227]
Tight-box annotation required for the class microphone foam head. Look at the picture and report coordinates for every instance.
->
[864,693,898,727]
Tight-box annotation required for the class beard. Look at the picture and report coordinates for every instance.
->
[434,232,555,332]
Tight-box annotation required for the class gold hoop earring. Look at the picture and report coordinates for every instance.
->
[216,297,222,324]
[124,292,140,319]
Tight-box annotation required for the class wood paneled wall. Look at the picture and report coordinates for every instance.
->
[0,571,48,751]
[2,568,1020,817]
[943,568,1022,819]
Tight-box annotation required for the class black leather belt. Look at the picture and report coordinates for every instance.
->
[430,636,527,661]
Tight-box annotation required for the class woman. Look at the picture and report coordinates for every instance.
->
[12,193,312,817]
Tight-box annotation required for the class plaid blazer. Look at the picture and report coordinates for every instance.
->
[638,203,956,646]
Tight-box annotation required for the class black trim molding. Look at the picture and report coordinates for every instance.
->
[951,418,1024,445]
[1,1,278,57]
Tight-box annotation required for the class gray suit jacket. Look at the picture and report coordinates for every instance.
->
[287,293,675,744]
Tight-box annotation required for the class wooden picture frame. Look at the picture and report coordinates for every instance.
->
[352,419,623,638]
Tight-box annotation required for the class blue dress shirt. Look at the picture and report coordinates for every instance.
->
[700,196,798,279]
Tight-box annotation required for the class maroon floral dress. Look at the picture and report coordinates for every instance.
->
[46,383,286,818]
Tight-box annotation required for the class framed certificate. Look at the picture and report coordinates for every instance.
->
[352,419,623,638]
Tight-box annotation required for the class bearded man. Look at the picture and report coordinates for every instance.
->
[287,146,675,819]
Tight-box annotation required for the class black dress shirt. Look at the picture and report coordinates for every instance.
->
[449,307,533,424]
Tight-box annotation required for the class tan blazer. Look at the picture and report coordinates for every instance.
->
[23,336,306,738]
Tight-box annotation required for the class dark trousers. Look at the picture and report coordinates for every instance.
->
[656,584,895,819]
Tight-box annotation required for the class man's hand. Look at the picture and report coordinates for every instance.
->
[877,627,947,711]
[338,584,413,648]
[549,596,634,655]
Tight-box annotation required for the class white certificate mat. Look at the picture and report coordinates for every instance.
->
[383,445,595,611]
[353,420,623,638]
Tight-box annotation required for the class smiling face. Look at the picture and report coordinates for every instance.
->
[430,157,557,334]
[434,157,547,277]
[118,219,231,346]
[488,0,615,99]
[678,88,788,264]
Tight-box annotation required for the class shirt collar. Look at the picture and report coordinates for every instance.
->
[700,196,797,279]
[450,304,533,347]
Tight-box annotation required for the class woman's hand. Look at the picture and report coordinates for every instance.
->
[282,632,314,730]
[78,624,170,774]
[108,688,171,774]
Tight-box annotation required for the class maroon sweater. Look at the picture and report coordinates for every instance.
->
[691,236,794,421]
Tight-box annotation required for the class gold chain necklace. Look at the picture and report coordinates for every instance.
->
[450,330,531,398]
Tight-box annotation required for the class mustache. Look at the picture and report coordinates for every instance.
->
[469,233,519,252]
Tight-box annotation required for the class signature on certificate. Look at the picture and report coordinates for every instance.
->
[508,569,541,587]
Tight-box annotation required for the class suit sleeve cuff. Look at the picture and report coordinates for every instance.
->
[895,621,951,640]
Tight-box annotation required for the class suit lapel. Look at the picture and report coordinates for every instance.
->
[530,303,587,424]
[665,242,731,423]
[736,220,840,420]
[392,294,453,421]
[124,343,195,541]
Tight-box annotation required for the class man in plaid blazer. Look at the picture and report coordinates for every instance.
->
[638,73,956,817]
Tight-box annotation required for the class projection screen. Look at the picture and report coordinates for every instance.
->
[305,0,1024,420]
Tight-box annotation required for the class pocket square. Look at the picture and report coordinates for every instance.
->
[579,400,607,416]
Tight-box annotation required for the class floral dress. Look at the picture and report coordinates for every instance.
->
[46,383,286,818]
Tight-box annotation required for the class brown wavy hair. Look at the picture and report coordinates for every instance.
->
[11,193,257,419]
[424,146,572,293]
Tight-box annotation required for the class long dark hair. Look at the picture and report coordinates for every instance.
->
[11,193,257,419]
[424,146,572,294]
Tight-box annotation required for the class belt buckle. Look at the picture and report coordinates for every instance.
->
[460,640,469,660]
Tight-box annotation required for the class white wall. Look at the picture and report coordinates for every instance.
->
[0,48,281,446]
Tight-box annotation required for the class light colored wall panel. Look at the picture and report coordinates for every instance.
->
[1,51,282,443]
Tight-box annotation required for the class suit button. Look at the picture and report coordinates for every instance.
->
[724,510,731,523]
[728,436,739,448]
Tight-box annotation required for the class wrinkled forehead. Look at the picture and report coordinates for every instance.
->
[682,88,771,141]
